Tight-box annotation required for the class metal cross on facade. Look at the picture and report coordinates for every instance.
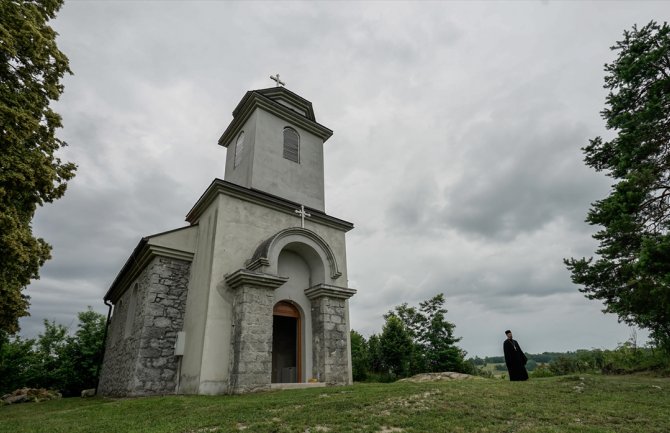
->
[270,73,285,87]
[295,205,311,228]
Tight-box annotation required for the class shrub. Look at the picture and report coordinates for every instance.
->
[530,364,554,378]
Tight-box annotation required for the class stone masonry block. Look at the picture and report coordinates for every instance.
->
[154,317,172,328]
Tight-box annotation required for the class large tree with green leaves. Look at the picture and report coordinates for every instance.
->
[565,21,670,350]
[0,0,75,334]
[386,293,467,374]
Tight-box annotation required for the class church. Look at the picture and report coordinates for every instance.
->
[98,83,356,396]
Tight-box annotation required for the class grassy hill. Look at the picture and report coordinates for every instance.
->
[1,375,669,433]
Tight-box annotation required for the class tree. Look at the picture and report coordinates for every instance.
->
[74,309,106,374]
[0,0,76,334]
[0,308,105,395]
[349,330,369,381]
[565,21,670,351]
[385,301,428,374]
[379,315,413,378]
[30,319,69,390]
[0,333,36,392]
[61,308,106,393]
[367,333,383,374]
[386,293,467,374]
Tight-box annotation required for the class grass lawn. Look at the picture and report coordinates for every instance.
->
[1,374,668,433]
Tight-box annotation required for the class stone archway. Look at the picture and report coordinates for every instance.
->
[246,227,341,283]
[225,227,356,392]
[272,301,301,383]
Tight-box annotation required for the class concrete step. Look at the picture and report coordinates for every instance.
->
[270,382,326,390]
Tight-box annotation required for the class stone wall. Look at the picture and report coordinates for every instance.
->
[310,296,349,385]
[98,256,190,396]
[97,265,150,395]
[228,285,275,393]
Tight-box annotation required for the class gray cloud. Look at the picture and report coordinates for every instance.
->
[19,2,662,357]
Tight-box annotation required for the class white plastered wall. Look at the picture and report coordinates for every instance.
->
[224,108,326,212]
[187,192,348,394]
[178,204,219,394]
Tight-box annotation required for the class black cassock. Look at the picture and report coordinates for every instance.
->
[503,339,528,381]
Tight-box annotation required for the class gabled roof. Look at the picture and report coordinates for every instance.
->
[104,225,198,303]
[218,87,333,148]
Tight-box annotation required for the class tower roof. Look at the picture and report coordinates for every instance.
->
[218,87,333,147]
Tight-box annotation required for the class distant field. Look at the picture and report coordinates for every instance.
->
[1,374,669,433]
[480,363,507,377]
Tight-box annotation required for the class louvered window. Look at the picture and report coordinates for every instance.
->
[234,131,245,168]
[283,127,300,163]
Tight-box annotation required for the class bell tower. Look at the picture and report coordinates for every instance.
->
[99,82,355,397]
[218,87,333,212]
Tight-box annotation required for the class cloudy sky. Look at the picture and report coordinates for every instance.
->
[21,1,666,357]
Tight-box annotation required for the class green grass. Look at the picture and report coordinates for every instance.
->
[1,375,669,433]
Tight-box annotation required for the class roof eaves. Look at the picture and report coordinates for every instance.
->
[218,90,332,147]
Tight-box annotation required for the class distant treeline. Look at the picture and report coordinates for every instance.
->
[357,296,670,381]
[468,343,670,378]
[470,352,567,366]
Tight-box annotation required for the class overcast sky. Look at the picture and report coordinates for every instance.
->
[21,1,667,357]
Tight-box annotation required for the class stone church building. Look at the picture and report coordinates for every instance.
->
[98,86,356,396]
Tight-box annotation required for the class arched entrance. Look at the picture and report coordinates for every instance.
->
[272,301,301,383]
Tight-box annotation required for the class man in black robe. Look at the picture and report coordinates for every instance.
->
[503,330,528,381]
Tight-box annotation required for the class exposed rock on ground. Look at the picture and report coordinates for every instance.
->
[398,372,477,382]
[81,388,96,397]
[1,388,62,405]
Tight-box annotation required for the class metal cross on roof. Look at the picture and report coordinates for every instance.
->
[294,205,311,228]
[270,73,285,87]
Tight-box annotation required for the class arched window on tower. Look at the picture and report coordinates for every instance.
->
[234,131,245,168]
[283,127,300,163]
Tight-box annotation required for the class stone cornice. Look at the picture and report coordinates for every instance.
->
[148,245,194,262]
[218,89,332,148]
[225,269,288,290]
[185,179,354,233]
[305,284,357,300]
